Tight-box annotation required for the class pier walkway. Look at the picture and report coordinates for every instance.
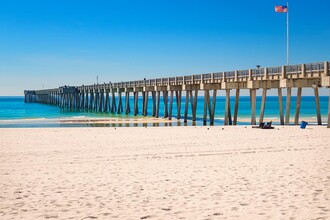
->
[25,61,330,127]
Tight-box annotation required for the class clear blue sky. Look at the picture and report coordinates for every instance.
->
[0,0,329,95]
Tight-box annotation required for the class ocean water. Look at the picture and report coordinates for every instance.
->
[0,96,328,127]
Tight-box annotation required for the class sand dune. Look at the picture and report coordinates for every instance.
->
[0,126,329,219]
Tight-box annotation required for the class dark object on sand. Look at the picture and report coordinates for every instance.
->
[300,121,308,129]
[252,121,274,129]
[252,122,265,128]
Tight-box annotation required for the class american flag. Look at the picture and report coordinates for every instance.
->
[275,5,288,13]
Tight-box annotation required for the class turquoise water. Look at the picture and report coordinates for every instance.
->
[0,96,328,127]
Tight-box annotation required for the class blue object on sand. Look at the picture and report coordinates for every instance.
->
[300,121,308,129]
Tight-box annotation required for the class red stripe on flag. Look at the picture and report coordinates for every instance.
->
[275,6,288,13]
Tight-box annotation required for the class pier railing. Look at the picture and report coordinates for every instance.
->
[102,62,327,88]
[25,62,329,93]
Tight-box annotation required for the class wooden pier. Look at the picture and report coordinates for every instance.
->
[25,61,330,127]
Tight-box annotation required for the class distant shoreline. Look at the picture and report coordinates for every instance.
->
[0,115,328,128]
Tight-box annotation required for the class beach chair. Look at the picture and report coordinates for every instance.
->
[261,121,274,129]
[252,122,265,128]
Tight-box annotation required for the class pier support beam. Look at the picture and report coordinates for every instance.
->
[70,94,74,109]
[210,90,217,125]
[314,87,322,125]
[176,91,182,119]
[59,94,63,108]
[233,89,240,125]
[68,94,72,109]
[278,88,284,125]
[77,93,81,109]
[125,92,130,114]
[104,92,109,112]
[250,89,257,125]
[155,91,160,118]
[81,93,85,110]
[76,93,80,110]
[94,91,99,112]
[143,91,148,116]
[64,94,68,109]
[117,92,123,114]
[184,91,189,123]
[57,93,60,106]
[169,91,174,120]
[95,92,99,111]
[294,87,302,125]
[285,87,292,125]
[133,92,139,116]
[66,94,71,110]
[142,91,145,116]
[72,94,76,109]
[89,91,94,111]
[189,90,198,121]
[111,92,117,113]
[203,90,209,126]
[98,91,104,112]
[224,89,232,125]
[163,91,169,118]
[145,91,149,116]
[259,88,267,124]
[203,90,217,126]
[85,91,89,110]
[152,91,156,117]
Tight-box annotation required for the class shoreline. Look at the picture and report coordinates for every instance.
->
[0,115,328,127]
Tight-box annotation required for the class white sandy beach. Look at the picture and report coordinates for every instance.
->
[0,126,329,220]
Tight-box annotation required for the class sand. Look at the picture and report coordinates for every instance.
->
[0,126,329,220]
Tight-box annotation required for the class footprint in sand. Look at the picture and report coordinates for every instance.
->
[213,212,223,216]
[81,216,98,219]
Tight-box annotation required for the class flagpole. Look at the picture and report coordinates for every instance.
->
[286,1,289,65]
